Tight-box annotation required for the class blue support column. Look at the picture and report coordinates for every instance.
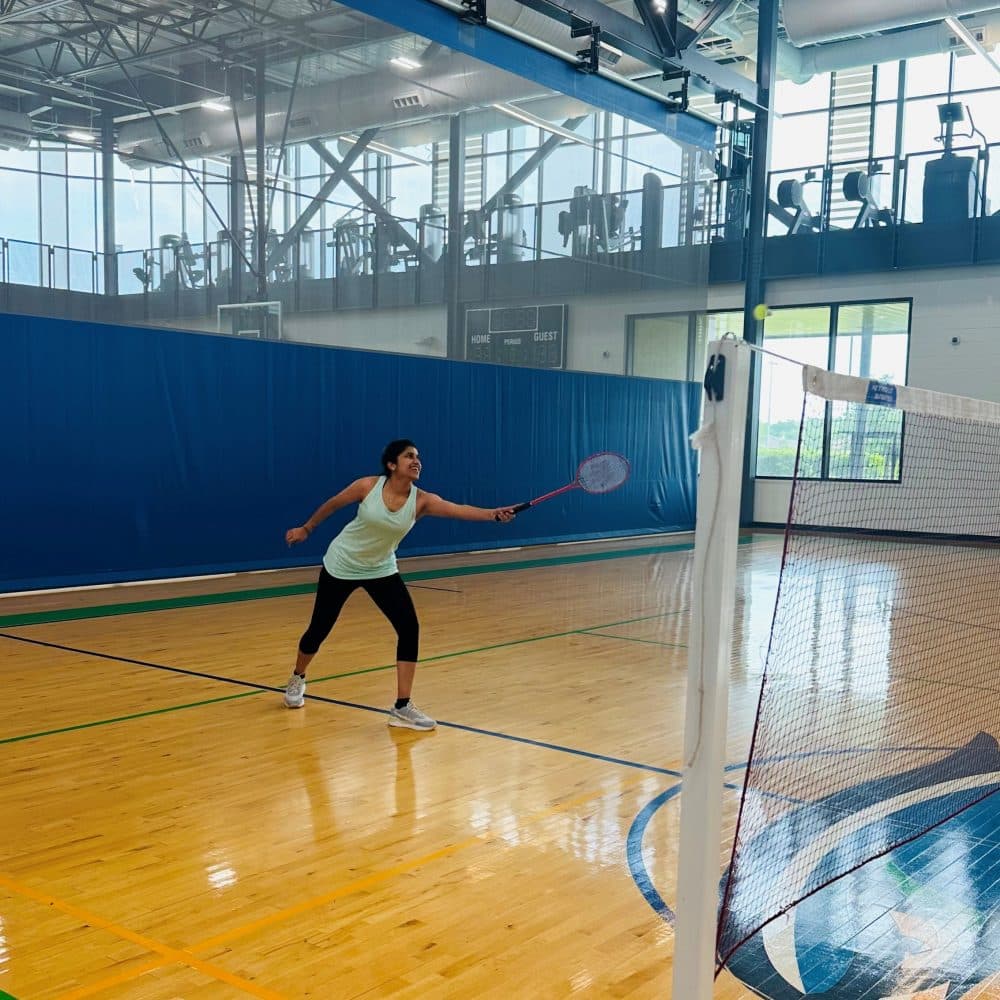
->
[740,0,779,525]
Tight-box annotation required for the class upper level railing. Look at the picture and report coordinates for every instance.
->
[3,141,999,302]
[0,239,102,294]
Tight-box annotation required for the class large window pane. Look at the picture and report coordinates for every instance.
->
[67,147,97,179]
[902,96,952,156]
[873,104,898,160]
[182,179,206,245]
[904,53,952,97]
[40,173,67,247]
[389,162,432,220]
[775,74,832,114]
[956,90,1000,145]
[116,179,152,251]
[951,47,1000,94]
[829,302,910,481]
[152,179,184,240]
[542,142,595,200]
[68,177,97,251]
[625,132,682,188]
[1,168,39,243]
[0,146,36,170]
[876,62,900,102]
[771,111,829,172]
[509,148,538,203]
[757,307,833,479]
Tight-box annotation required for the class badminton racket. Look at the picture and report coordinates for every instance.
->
[499,452,631,519]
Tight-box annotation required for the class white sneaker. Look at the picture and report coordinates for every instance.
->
[284,673,306,709]
[388,702,436,730]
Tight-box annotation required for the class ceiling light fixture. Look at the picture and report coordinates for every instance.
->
[490,103,591,146]
[201,99,230,112]
[66,130,95,142]
[390,56,422,70]
[341,134,431,166]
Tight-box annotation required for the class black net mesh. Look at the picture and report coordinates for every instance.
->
[717,391,1000,973]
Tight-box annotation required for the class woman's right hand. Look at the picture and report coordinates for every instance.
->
[286,526,310,546]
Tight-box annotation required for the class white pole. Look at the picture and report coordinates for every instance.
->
[671,337,751,1000]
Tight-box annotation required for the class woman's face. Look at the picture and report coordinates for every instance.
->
[389,445,421,481]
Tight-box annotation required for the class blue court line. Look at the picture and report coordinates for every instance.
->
[0,630,679,777]
[626,784,685,925]
[438,719,682,776]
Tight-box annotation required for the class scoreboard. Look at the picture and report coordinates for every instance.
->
[464,305,567,369]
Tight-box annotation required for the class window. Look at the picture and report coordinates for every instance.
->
[828,302,909,480]
[757,307,833,479]
[756,300,911,481]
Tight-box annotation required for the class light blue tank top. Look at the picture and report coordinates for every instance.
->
[323,476,418,580]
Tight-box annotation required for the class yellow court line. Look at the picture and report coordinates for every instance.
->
[53,771,678,998]
[0,874,288,1000]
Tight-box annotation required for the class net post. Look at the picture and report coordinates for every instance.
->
[672,338,751,999]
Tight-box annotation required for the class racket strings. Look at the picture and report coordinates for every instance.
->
[577,453,630,494]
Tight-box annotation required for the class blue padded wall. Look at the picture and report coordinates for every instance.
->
[0,315,700,591]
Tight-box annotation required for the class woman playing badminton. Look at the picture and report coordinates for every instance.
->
[283,439,516,730]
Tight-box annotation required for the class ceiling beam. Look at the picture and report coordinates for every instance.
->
[684,0,739,46]
[338,0,717,149]
[632,0,696,56]
[502,0,756,104]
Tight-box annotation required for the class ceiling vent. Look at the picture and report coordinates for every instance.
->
[948,22,997,52]
[392,93,425,110]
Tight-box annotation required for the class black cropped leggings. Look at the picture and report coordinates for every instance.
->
[298,568,419,662]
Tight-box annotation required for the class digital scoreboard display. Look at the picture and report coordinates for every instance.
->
[464,305,567,369]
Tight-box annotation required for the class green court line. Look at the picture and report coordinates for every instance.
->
[580,631,686,649]
[0,612,682,746]
[0,537,760,629]
[0,990,18,1000]
[0,690,259,746]
[309,610,683,682]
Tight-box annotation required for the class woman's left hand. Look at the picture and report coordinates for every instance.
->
[286,526,310,546]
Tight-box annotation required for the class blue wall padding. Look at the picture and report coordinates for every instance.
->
[0,315,700,591]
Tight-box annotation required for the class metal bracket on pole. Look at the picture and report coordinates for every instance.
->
[573,22,601,74]
[459,0,487,24]
[662,67,690,112]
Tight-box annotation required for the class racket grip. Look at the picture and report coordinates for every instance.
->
[494,501,531,522]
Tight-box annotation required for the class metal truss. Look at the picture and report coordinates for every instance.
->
[494,0,759,106]
[0,0,398,117]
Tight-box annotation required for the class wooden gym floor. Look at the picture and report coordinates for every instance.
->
[4,534,999,999]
